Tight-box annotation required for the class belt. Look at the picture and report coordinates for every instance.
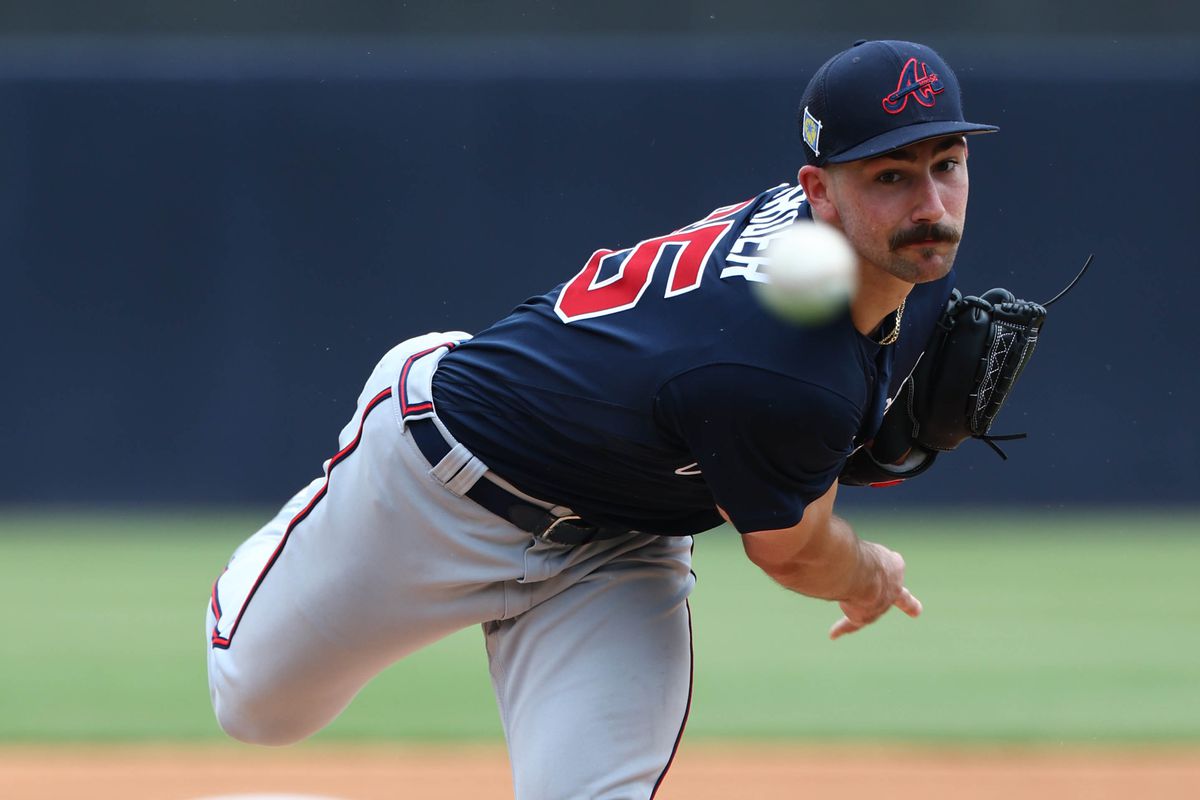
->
[408,417,632,546]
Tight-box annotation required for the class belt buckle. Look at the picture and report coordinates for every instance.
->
[540,514,584,540]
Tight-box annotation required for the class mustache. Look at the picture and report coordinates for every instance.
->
[889,223,962,250]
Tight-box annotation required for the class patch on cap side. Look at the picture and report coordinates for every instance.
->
[802,106,823,156]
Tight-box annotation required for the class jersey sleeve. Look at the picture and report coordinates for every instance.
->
[655,363,861,534]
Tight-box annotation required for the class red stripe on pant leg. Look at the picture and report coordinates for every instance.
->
[650,597,694,799]
[210,568,229,647]
[210,387,393,650]
[398,340,459,417]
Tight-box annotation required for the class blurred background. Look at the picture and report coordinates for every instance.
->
[1,5,1198,792]
[2,0,1197,508]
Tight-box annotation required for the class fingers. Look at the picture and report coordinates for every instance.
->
[828,615,860,640]
[829,587,922,640]
[895,587,923,618]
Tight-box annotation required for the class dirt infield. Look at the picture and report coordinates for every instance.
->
[2,743,1198,799]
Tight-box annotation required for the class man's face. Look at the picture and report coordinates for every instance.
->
[821,135,969,285]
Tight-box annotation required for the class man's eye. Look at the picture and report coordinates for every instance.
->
[877,172,902,184]
[937,159,960,172]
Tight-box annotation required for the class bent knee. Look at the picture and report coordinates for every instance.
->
[210,683,317,746]
[208,658,323,747]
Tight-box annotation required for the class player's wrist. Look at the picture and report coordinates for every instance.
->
[839,538,886,606]
[790,518,872,602]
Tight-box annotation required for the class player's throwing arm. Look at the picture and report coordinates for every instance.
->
[738,483,921,640]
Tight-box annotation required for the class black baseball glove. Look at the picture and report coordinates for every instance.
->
[839,287,1047,487]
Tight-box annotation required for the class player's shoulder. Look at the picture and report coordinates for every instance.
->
[732,183,810,226]
[694,183,805,229]
[718,184,812,285]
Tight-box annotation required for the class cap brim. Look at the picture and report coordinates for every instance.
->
[827,121,999,164]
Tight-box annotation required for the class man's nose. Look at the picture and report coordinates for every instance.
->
[911,174,947,224]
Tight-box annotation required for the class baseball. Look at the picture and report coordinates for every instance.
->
[753,221,858,324]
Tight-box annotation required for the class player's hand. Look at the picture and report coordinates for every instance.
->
[828,541,922,640]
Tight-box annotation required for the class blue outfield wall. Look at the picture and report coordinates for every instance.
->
[2,36,1197,508]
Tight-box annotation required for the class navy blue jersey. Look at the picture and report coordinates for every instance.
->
[432,185,954,536]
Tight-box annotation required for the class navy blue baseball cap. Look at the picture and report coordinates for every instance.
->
[799,40,998,166]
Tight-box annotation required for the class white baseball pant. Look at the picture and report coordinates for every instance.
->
[206,332,696,799]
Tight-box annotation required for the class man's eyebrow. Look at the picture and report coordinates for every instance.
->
[873,147,917,163]
[870,137,965,164]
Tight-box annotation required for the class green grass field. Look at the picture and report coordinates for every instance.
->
[2,510,1197,745]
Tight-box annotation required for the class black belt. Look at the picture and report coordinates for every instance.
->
[408,417,631,546]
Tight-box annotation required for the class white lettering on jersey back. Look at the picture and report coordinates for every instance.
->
[721,184,809,283]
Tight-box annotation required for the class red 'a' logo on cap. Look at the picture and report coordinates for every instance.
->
[882,58,945,115]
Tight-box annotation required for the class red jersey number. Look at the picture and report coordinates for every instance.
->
[553,199,753,323]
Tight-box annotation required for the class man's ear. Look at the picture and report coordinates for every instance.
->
[797,165,839,226]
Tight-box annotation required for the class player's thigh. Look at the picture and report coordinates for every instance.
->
[207,464,513,742]
[488,535,695,800]
[206,344,515,743]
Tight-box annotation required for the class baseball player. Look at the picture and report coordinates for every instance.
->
[207,40,1014,798]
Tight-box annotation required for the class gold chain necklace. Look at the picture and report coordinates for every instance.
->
[878,298,906,346]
